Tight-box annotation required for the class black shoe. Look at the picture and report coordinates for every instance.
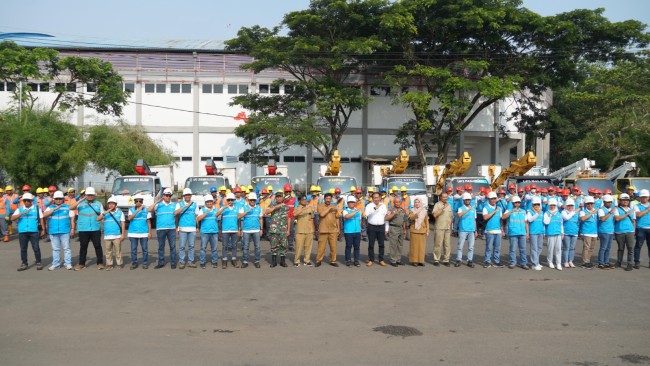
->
[212,263,218,268]
[254,262,260,268]
[346,261,352,267]
[520,264,529,270]
[483,262,491,268]
[633,262,640,269]
[171,265,177,269]
[200,263,206,269]
[329,262,339,267]
[443,262,450,267]
[130,263,138,270]
[354,262,360,267]
[493,263,505,268]
[315,261,322,267]
[418,263,425,267]
[454,261,461,267]
[142,264,149,269]
[241,262,249,268]
[154,264,164,269]
[280,256,288,268]
[625,263,633,271]
[433,261,440,267]
[270,256,277,268]
[391,262,398,267]
[396,262,404,266]
[17,264,28,272]
[598,264,605,269]
[288,247,295,252]
[305,262,314,267]
[467,261,475,268]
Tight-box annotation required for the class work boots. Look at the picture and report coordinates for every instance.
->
[270,255,277,268]
[280,256,288,267]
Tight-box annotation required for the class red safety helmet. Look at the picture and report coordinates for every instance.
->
[530,184,537,190]
[233,186,242,193]
[261,188,268,194]
[48,185,57,192]
[562,189,570,195]
[334,188,341,193]
[456,186,463,191]
[517,188,524,193]
[508,183,516,190]
[355,188,362,194]
[283,183,292,192]
[595,189,602,195]
[446,187,453,193]
[524,185,531,192]
[22,184,31,191]
[540,188,548,193]
[464,184,472,191]
[498,189,506,194]
[548,186,555,192]
[604,189,612,194]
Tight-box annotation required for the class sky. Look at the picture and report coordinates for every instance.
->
[1,0,648,42]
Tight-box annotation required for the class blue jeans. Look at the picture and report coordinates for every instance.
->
[484,232,502,264]
[130,237,148,265]
[562,235,577,263]
[598,232,613,265]
[157,229,177,265]
[242,232,261,263]
[509,235,527,266]
[50,233,72,267]
[456,231,475,262]
[222,232,238,260]
[344,232,361,263]
[200,233,218,265]
[19,232,41,265]
[529,234,544,266]
[634,227,650,263]
[178,231,196,263]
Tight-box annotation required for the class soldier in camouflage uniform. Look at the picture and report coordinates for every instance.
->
[265,192,292,268]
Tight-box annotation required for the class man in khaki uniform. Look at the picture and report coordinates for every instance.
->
[293,195,314,267]
[316,193,340,267]
[433,192,453,266]
[386,196,408,266]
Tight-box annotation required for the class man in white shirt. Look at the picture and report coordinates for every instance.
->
[365,192,388,267]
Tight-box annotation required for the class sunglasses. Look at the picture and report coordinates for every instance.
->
[54,198,63,200]
[227,199,234,201]
[163,194,172,197]
[134,199,143,203]
[23,199,32,202]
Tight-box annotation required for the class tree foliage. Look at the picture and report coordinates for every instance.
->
[226,0,393,163]
[0,40,130,116]
[550,56,650,173]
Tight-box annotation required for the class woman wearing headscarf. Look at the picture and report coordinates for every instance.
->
[408,198,429,266]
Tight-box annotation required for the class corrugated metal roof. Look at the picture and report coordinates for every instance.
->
[1,33,227,52]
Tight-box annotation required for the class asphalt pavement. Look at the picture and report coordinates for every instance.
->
[1,232,650,366]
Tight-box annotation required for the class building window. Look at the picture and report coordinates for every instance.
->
[170,84,181,93]
[227,85,238,94]
[214,84,223,93]
[238,85,248,94]
[259,84,269,94]
[202,84,212,93]
[124,83,135,92]
[40,83,49,92]
[66,83,76,92]
[270,84,280,94]
[156,83,166,93]
[370,86,391,96]
[173,156,181,161]
[86,83,96,93]
[340,157,350,163]
[213,156,223,161]
[145,83,155,93]
[313,157,325,163]
[200,156,211,161]
[0,82,4,91]
[181,84,191,93]
[181,156,192,162]
[6,82,16,91]
[27,83,38,92]
[350,157,361,163]
[284,85,294,94]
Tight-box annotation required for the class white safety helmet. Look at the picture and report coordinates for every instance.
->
[53,191,65,199]
[565,198,575,206]
[602,194,614,202]
[85,187,96,195]
[584,196,595,204]
[487,192,497,199]
[203,194,214,202]
[107,196,118,204]
[163,188,173,195]
[548,198,558,206]
[22,192,34,201]
[182,188,192,196]
[133,193,144,201]
[639,189,649,198]
[511,196,521,203]
[531,197,542,205]
[248,193,258,200]
[461,193,472,200]
[619,193,630,200]
[226,192,236,200]
[347,196,357,203]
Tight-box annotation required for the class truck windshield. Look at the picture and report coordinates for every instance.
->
[251,176,291,193]
[630,178,650,191]
[449,178,490,192]
[185,177,225,195]
[112,177,154,195]
[512,178,559,190]
[575,179,615,193]
[386,177,426,194]
[317,177,358,194]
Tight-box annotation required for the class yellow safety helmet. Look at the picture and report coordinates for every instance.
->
[36,188,43,194]
[628,185,636,192]
[5,185,13,191]
[350,186,356,192]
[267,185,273,191]
[328,188,335,194]
[400,186,407,192]
[247,185,253,191]
[219,186,227,191]
[367,187,374,193]
[315,186,321,192]
[310,185,318,192]
[67,187,75,193]
[0,188,4,193]
[226,189,232,195]
[391,186,398,192]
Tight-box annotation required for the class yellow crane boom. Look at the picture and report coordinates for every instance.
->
[391,150,409,174]
[325,150,341,176]
[490,151,536,190]
[435,152,471,195]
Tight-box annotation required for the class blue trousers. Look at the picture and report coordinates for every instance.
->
[157,229,177,265]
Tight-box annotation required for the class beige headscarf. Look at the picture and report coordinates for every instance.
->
[413,198,427,230]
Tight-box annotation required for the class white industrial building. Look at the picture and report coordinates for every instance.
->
[0,36,550,190]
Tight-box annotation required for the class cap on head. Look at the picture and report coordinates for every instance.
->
[548,198,558,206]
[511,196,521,203]
[267,185,273,191]
[619,193,630,200]
[248,193,258,200]
[350,186,356,192]
[464,184,472,191]
[628,185,636,192]
[163,188,173,195]
[107,196,117,204]
[133,193,144,200]
[517,188,524,193]
[602,194,613,202]
[400,186,407,192]
[461,192,472,200]
[334,188,341,193]
[391,186,398,192]
[183,188,192,196]
[565,198,575,206]
[85,187,96,195]
[67,187,75,193]
[347,196,357,203]
[508,184,516,189]
[53,191,65,199]
[210,186,217,193]
[498,189,505,194]
[204,194,214,202]
[584,196,595,204]
[639,189,649,198]
[22,184,31,191]
[22,192,34,201]
[5,185,14,191]
[219,186,227,192]
[487,192,497,199]
[532,197,542,205]
[283,184,292,192]
[226,193,236,200]
[446,187,453,193]
[367,187,374,192]
[261,188,268,194]
[275,192,284,197]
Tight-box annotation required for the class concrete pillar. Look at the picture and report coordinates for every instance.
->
[536,133,551,168]
[306,147,313,186]
[135,81,142,126]
[192,83,200,175]
[361,85,369,187]
[517,134,526,157]
[456,131,465,157]
[492,101,500,164]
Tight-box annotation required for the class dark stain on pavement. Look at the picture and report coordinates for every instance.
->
[562,323,569,327]
[384,281,392,283]
[214,329,236,334]
[569,362,599,366]
[248,298,258,301]
[619,354,650,364]
[530,278,554,281]
[373,325,422,338]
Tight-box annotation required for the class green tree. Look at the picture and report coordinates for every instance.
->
[0,110,86,187]
[225,0,393,163]
[0,41,130,117]
[550,56,650,173]
[386,1,648,164]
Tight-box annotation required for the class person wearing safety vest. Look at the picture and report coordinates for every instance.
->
[343,195,362,267]
[482,191,504,268]
[233,186,247,254]
[579,196,599,269]
[42,190,75,270]
[0,187,10,242]
[128,193,152,270]
[543,198,563,270]
[217,185,228,240]
[11,192,45,271]
[175,188,197,269]
[96,195,125,270]
[455,192,477,268]
[238,192,264,268]
[526,196,545,271]
[614,193,636,271]
[561,199,579,268]
[150,188,178,269]
[5,186,19,236]
[503,195,529,270]
[216,192,240,269]
[69,187,105,270]
[196,194,219,269]
[353,188,367,241]
[597,194,616,269]
[633,189,650,269]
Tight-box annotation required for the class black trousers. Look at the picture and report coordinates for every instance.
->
[19,232,41,265]
[367,224,385,262]
[79,230,103,265]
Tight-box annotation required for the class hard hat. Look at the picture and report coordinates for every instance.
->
[182,188,192,195]
[548,198,558,206]
[639,189,649,198]
[511,196,521,203]
[248,185,253,191]
[267,185,273,191]
[584,196,595,204]
[350,186,356,192]
[498,189,505,194]
[261,188,268,194]
[80,189,86,195]
[524,186,530,192]
[391,186,398,192]
[565,198,575,206]
[315,186,322,192]
[67,187,75,193]
[204,194,215,202]
[328,188,335,194]
[604,189,612,194]
[233,186,242,193]
[628,186,636,192]
[219,186,227,191]
[461,193,472,200]
[595,189,602,194]
[446,187,453,192]
[248,193,258,200]
[464,184,472,191]
[587,187,594,193]
[0,188,3,193]
[380,187,386,192]
[242,186,249,193]
[210,186,217,193]
[107,196,117,204]
[540,188,548,193]
[22,193,34,201]
[562,189,570,195]
[602,194,614,202]
[619,193,630,200]
[456,186,463,191]
[53,191,65,199]
[367,187,374,192]
[355,188,362,194]
[548,186,555,192]
[35,188,43,194]
[283,184,292,192]
[226,189,231,195]
[487,192,497,199]
[310,185,318,192]
[508,184,516,189]
[85,187,96,195]
[5,185,13,191]
[22,184,31,191]
[163,188,173,195]
[532,197,542,205]
[133,193,144,200]
[517,188,524,193]
[530,184,537,190]
[49,185,57,192]
[226,193,236,200]
[334,188,341,193]
[400,186,407,192]
[347,196,357,203]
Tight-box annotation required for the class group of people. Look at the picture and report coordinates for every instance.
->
[4,181,650,273]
